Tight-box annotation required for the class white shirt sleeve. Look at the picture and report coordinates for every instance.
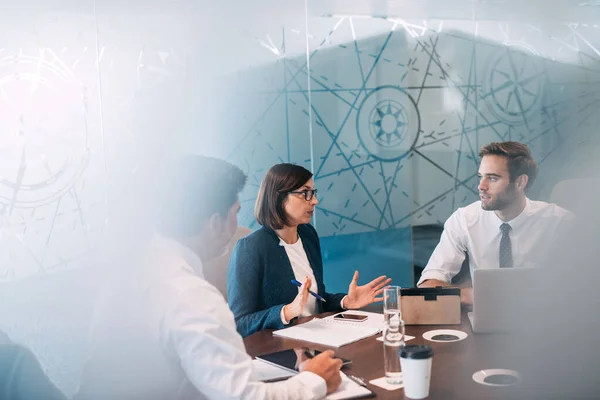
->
[417,210,468,286]
[161,280,327,400]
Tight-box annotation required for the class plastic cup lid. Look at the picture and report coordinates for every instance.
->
[399,345,434,359]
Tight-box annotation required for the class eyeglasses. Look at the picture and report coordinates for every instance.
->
[287,189,318,201]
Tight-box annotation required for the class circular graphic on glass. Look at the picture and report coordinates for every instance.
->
[0,51,89,209]
[482,43,544,125]
[357,86,420,161]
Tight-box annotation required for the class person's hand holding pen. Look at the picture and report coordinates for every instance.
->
[292,348,314,370]
[291,279,327,302]
[283,276,312,322]
[296,349,343,394]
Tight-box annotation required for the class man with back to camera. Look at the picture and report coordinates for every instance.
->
[417,141,572,305]
[76,155,342,400]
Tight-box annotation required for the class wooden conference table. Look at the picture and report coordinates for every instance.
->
[244,307,522,399]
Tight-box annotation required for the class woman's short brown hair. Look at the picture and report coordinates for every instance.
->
[255,163,313,230]
[479,141,539,190]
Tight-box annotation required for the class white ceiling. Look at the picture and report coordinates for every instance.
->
[311,0,600,23]
[6,0,600,22]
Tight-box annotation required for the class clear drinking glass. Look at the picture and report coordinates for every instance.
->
[383,286,405,384]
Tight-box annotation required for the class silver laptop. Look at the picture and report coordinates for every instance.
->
[468,267,537,333]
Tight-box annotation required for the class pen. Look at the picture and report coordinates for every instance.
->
[290,279,327,302]
[348,375,367,387]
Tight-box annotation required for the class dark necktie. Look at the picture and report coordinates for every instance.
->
[499,223,513,268]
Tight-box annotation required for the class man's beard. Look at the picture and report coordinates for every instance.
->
[481,184,517,211]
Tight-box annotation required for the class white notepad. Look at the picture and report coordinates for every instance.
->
[326,372,374,399]
[252,361,373,398]
[273,311,382,347]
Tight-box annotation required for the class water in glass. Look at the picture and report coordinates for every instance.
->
[383,309,405,384]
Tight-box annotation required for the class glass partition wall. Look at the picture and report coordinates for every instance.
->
[2,0,600,395]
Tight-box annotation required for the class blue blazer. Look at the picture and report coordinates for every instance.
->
[227,224,346,337]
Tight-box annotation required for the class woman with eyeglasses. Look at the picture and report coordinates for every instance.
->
[227,163,391,337]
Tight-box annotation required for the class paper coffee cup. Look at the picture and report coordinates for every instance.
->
[399,345,434,399]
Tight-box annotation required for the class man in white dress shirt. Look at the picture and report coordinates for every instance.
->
[76,155,342,400]
[417,141,572,305]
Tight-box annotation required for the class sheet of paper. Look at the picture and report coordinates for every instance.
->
[273,318,380,347]
[253,360,373,398]
[326,372,373,399]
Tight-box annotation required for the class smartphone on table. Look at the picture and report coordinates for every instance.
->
[333,312,369,322]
